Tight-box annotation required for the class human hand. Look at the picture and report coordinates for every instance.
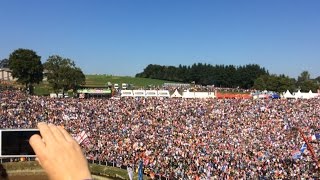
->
[29,122,92,180]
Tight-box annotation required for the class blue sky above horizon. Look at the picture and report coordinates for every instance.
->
[0,0,319,79]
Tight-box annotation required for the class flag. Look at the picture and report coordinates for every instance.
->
[75,131,88,144]
[82,137,91,147]
[138,160,143,180]
[291,150,301,159]
[300,143,307,153]
[292,143,307,160]
[310,133,320,141]
[127,166,133,180]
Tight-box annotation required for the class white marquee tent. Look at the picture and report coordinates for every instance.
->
[282,90,295,99]
[171,89,182,98]
[283,90,319,99]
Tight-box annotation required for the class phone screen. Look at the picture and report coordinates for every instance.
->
[1,130,40,156]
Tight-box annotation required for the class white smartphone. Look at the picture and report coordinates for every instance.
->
[0,129,40,157]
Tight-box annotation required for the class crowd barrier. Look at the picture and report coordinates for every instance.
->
[0,158,169,180]
[0,157,36,163]
[87,159,169,180]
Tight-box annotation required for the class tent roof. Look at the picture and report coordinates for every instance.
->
[283,90,295,98]
[171,89,182,97]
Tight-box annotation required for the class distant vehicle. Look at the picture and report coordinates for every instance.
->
[270,93,280,99]
[114,84,119,89]
[122,83,127,89]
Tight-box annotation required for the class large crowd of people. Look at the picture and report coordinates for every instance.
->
[1,88,320,179]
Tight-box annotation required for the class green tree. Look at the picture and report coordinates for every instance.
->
[315,76,320,92]
[44,55,85,96]
[299,80,318,92]
[237,64,269,89]
[136,63,269,88]
[297,71,310,83]
[253,74,296,93]
[253,75,268,90]
[0,58,9,68]
[65,67,85,94]
[296,71,318,92]
[277,74,296,93]
[8,48,43,94]
[315,76,320,83]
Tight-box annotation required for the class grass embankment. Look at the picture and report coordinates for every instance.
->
[85,74,176,88]
[34,82,53,96]
[32,75,177,96]
[2,161,149,180]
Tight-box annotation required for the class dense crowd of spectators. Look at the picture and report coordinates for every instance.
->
[1,89,320,179]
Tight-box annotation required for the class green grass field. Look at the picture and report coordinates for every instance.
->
[31,75,177,96]
[85,74,177,88]
[34,82,53,96]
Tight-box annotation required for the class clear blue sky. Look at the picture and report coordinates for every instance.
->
[1,0,319,79]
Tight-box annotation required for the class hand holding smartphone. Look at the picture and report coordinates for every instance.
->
[29,123,92,180]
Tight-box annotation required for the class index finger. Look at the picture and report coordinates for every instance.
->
[57,126,76,143]
[38,122,56,144]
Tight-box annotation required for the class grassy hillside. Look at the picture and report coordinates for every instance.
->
[85,74,177,88]
[34,82,53,96]
[20,75,178,96]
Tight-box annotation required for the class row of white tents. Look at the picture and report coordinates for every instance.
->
[121,89,215,98]
[282,90,320,99]
[120,89,319,99]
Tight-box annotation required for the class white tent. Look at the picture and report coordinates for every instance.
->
[291,90,319,99]
[282,90,295,99]
[293,90,303,99]
[307,90,319,99]
[171,89,182,98]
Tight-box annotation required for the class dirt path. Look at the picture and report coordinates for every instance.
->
[8,175,48,180]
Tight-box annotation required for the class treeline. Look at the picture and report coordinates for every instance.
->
[136,63,320,93]
[0,48,85,95]
[136,63,269,88]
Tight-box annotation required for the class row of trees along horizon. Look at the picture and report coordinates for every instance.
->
[135,64,320,93]
[1,48,319,95]
[0,48,85,95]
